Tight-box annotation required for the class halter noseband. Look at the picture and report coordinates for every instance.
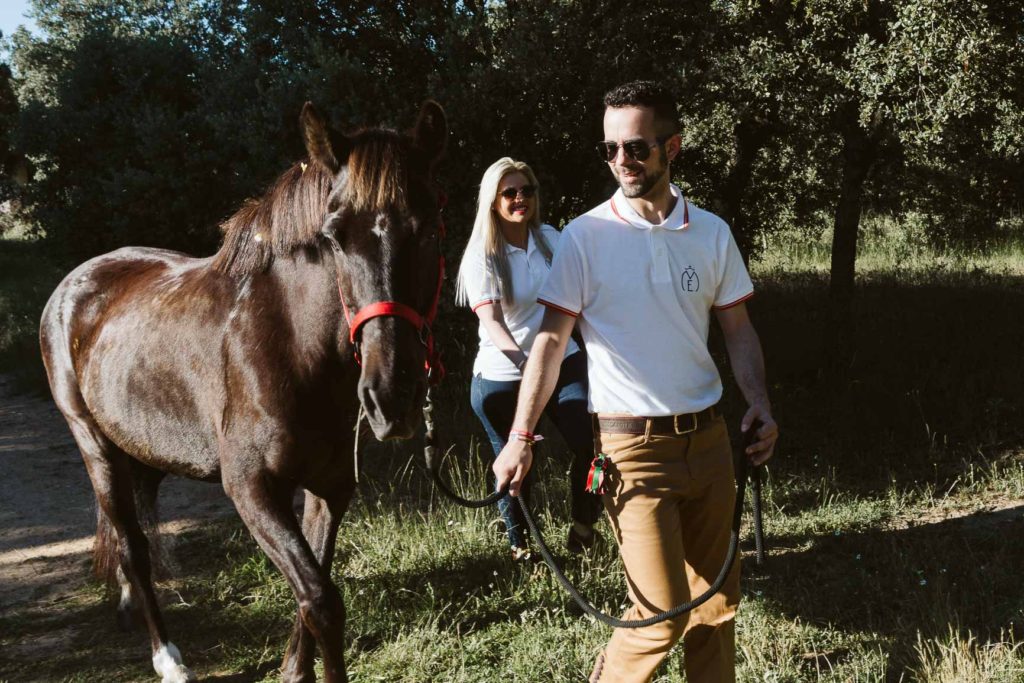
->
[336,191,447,384]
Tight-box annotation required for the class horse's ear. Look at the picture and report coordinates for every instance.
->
[301,102,349,173]
[413,100,447,164]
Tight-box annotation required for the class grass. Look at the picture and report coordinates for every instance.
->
[756,212,1024,278]
[6,445,1021,682]
[2,216,1024,681]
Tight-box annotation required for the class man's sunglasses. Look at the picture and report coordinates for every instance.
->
[499,185,537,200]
[595,136,671,163]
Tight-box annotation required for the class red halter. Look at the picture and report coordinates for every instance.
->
[337,191,447,384]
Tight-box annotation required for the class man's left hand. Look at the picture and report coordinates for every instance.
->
[741,403,778,466]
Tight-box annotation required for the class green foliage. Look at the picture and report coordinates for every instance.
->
[1,0,1020,270]
[0,236,64,389]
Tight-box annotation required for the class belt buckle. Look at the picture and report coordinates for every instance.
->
[673,412,698,435]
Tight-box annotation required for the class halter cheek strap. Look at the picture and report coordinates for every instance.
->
[337,191,447,384]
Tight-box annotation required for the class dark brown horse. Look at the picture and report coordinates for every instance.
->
[39,100,447,682]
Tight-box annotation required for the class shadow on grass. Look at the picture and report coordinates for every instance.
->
[747,503,1024,674]
[0,519,293,682]
[701,273,1024,515]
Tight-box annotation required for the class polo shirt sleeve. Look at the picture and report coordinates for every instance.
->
[537,226,584,317]
[712,223,754,310]
[463,252,501,312]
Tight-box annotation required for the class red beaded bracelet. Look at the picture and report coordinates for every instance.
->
[510,429,544,445]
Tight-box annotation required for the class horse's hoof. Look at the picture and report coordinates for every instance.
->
[160,665,196,683]
[153,643,195,683]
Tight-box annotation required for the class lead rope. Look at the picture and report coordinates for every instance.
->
[421,398,768,627]
[423,386,504,507]
[514,453,747,629]
[752,462,765,566]
[353,404,365,484]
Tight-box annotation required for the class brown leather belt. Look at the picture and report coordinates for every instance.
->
[596,405,718,436]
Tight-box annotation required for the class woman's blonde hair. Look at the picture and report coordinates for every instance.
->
[455,157,553,306]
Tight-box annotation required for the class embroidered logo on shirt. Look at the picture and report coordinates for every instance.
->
[681,265,700,292]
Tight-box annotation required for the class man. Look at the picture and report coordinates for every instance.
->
[493,80,779,682]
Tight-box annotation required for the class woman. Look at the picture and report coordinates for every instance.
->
[456,157,600,562]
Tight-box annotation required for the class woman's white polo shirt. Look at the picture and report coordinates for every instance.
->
[537,186,753,416]
[463,224,580,381]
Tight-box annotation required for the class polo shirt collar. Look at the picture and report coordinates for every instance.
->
[504,229,537,255]
[610,184,690,231]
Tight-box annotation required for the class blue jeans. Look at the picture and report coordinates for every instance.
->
[470,351,601,549]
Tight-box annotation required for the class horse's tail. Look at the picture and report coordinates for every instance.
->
[93,504,120,588]
[92,464,165,588]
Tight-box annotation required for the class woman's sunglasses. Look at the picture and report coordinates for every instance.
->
[595,136,670,163]
[499,185,537,200]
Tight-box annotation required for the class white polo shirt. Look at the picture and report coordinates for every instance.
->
[463,224,580,381]
[537,185,753,416]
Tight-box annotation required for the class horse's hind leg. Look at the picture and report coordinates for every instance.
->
[281,488,354,683]
[68,417,193,683]
[112,462,167,631]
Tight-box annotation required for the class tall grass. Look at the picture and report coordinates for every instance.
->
[912,628,1024,682]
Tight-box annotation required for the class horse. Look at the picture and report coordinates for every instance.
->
[39,99,448,683]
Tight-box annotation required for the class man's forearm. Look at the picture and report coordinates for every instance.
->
[511,331,565,431]
[724,324,770,408]
[492,308,577,496]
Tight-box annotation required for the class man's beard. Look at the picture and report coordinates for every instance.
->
[616,162,667,199]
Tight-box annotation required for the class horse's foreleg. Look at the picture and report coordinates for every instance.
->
[223,468,349,683]
[281,489,352,683]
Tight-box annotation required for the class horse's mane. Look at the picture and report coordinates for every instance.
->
[212,128,409,277]
[345,129,408,214]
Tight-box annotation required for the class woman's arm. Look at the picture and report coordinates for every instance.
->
[475,301,528,371]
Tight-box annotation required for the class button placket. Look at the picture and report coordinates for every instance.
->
[650,228,671,283]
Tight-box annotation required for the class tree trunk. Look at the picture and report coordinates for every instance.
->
[718,118,768,264]
[826,108,880,378]
[829,116,877,307]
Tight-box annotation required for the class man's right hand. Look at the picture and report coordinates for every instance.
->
[493,439,534,497]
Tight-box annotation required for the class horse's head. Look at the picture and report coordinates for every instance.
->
[301,101,447,441]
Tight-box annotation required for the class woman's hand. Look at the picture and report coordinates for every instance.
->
[475,301,528,370]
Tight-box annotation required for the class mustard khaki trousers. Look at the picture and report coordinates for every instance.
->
[589,416,740,683]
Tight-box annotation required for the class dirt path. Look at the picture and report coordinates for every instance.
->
[0,373,235,618]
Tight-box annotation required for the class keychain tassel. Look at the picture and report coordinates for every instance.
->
[586,453,608,494]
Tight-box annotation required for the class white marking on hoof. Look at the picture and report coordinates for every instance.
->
[152,642,195,683]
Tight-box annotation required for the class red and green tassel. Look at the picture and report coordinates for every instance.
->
[586,453,609,494]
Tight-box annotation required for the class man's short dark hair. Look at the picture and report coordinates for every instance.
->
[603,81,679,135]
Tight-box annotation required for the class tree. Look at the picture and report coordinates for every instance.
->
[0,48,24,218]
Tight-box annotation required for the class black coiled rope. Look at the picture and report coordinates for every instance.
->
[422,389,767,628]
[423,390,505,508]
